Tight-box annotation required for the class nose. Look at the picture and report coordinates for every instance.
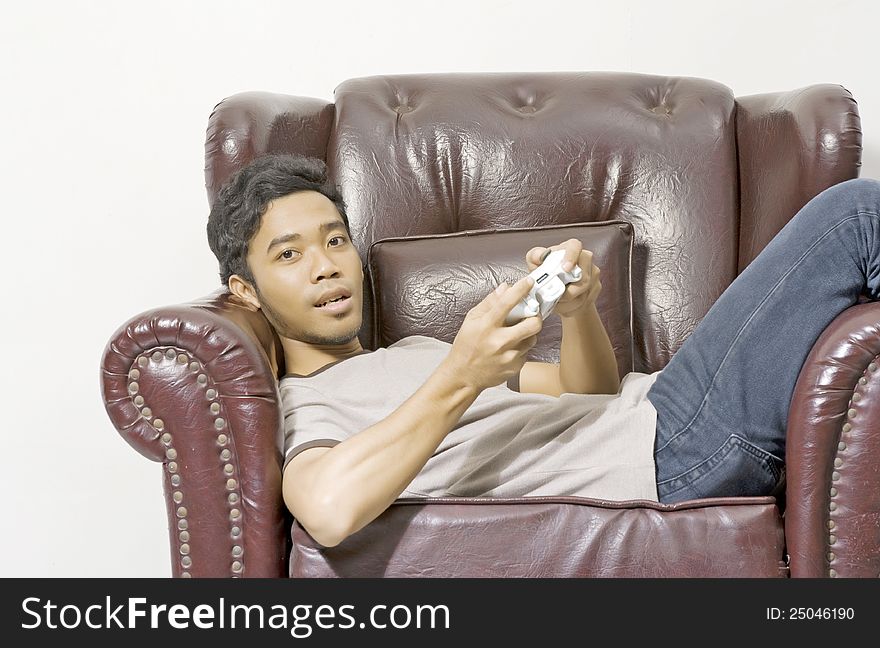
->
[310,248,340,282]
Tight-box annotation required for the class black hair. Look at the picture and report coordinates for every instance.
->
[206,154,350,286]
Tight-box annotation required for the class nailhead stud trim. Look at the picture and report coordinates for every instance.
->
[827,356,878,576]
[130,347,249,578]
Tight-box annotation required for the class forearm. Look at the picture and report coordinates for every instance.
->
[294,358,480,544]
[559,303,620,394]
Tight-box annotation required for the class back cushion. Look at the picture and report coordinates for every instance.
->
[328,72,738,373]
[368,222,634,375]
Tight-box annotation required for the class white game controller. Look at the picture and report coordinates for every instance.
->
[503,249,582,325]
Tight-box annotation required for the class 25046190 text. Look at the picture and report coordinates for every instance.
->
[766,607,854,620]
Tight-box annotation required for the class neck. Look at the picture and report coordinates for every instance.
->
[281,336,364,376]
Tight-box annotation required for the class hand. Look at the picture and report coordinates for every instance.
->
[444,275,544,391]
[525,238,601,318]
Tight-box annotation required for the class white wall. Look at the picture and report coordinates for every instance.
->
[2,0,876,577]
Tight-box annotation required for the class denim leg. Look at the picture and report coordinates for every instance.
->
[647,178,880,503]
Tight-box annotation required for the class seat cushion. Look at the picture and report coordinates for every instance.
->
[367,220,634,370]
[290,496,786,577]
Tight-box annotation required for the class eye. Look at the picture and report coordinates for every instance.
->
[278,249,300,261]
[328,235,347,247]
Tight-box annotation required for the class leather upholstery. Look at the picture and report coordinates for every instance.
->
[735,85,862,273]
[290,496,786,578]
[101,290,288,577]
[785,300,880,577]
[368,221,635,370]
[101,72,868,577]
[330,72,740,373]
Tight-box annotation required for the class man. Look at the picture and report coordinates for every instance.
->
[207,153,662,546]
[208,153,880,547]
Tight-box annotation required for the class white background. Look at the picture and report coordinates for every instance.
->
[2,0,876,577]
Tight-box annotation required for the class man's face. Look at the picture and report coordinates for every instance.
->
[244,190,363,345]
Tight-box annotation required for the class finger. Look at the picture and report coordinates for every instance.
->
[587,261,598,282]
[560,281,588,300]
[505,311,543,340]
[471,281,508,316]
[579,251,596,278]
[511,333,539,356]
[561,263,593,294]
[561,240,583,273]
[491,274,536,321]
[526,246,550,269]
[478,278,522,314]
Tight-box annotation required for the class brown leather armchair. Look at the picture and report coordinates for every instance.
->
[101,72,875,578]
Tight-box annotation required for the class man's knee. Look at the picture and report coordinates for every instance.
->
[826,177,880,210]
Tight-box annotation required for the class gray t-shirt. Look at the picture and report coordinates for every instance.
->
[280,335,662,502]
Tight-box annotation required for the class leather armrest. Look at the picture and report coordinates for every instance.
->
[735,83,862,272]
[786,300,880,577]
[100,289,286,577]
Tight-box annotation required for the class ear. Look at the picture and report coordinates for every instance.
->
[228,274,261,311]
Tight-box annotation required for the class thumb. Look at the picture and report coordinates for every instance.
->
[526,247,549,269]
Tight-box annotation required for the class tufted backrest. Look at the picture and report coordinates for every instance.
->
[205,72,861,374]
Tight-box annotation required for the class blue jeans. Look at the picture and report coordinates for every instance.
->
[646,177,880,504]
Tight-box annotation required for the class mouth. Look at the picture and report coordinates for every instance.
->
[314,290,353,313]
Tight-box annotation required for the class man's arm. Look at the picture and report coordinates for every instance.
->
[518,303,620,396]
[283,362,479,547]
[518,240,620,397]
[282,275,543,547]
[558,301,620,394]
